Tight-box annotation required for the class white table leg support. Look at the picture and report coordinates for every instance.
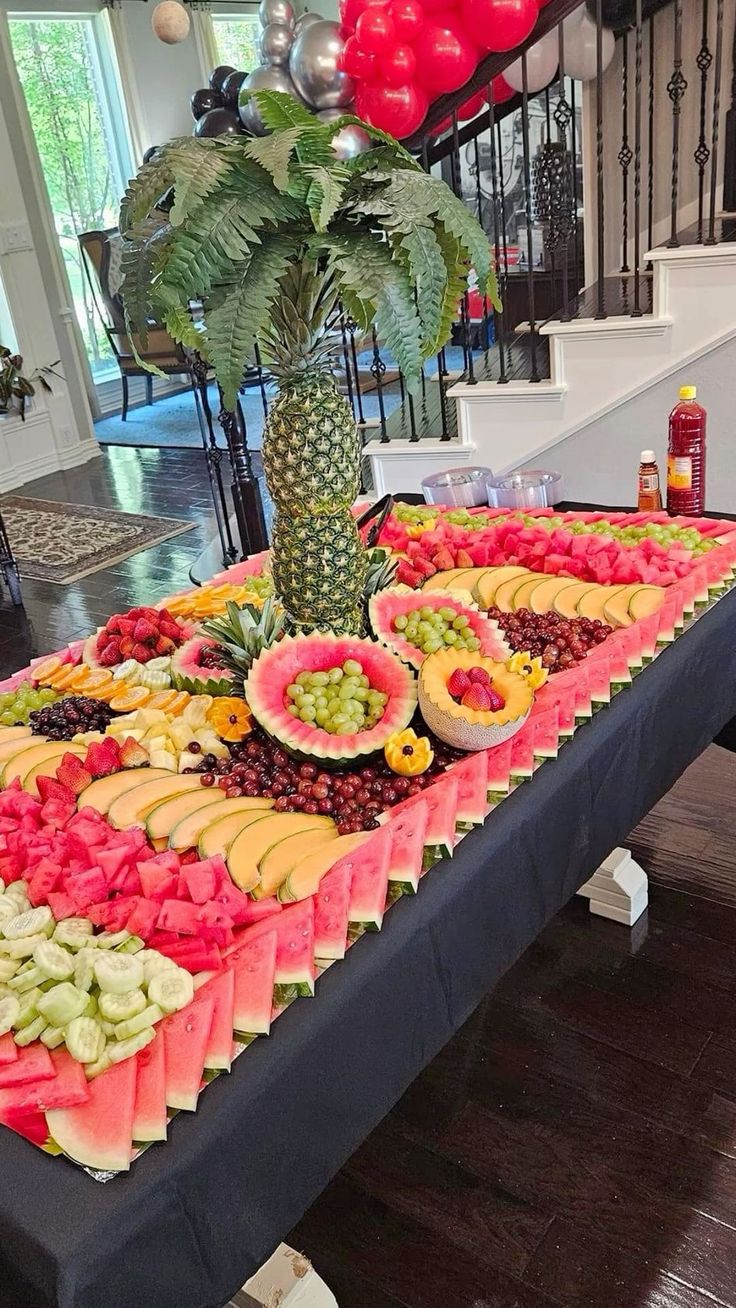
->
[244,1244,338,1307]
[578,847,648,926]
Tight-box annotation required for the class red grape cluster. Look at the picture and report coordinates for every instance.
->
[488,606,611,673]
[189,727,461,834]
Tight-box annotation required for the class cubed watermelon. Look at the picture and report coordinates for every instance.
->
[156,899,202,936]
[0,1043,55,1089]
[0,1048,89,1115]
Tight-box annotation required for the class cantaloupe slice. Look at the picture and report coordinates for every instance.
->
[106,773,205,830]
[281,831,369,903]
[168,795,271,851]
[257,827,339,899]
[511,575,547,611]
[422,568,476,592]
[80,768,174,815]
[22,746,87,797]
[229,813,335,895]
[603,584,660,628]
[0,726,32,744]
[529,576,581,615]
[145,789,226,843]
[197,807,276,862]
[629,586,666,621]
[437,568,486,596]
[1,741,83,787]
[475,566,530,610]
[554,582,598,618]
[0,732,36,764]
[578,585,627,622]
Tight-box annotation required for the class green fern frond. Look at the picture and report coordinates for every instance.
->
[303,164,350,232]
[244,127,306,192]
[120,220,172,344]
[119,146,179,234]
[431,226,467,354]
[163,304,204,353]
[167,142,233,226]
[206,237,293,408]
[398,225,447,349]
[247,88,316,132]
[374,265,423,389]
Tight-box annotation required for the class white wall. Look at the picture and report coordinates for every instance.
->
[115,3,206,153]
[521,336,736,514]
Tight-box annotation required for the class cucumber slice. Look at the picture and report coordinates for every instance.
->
[107,1027,155,1064]
[8,965,44,993]
[37,982,87,1027]
[0,900,19,924]
[15,1015,47,1046]
[14,988,42,1029]
[34,940,75,981]
[0,993,20,1034]
[98,989,147,1023]
[40,1025,66,1049]
[65,1015,106,1064]
[116,935,144,955]
[82,993,98,1019]
[99,1019,117,1039]
[114,1004,163,1041]
[2,907,54,940]
[0,957,19,984]
[0,933,50,959]
[85,1051,113,1080]
[54,918,95,951]
[141,952,178,987]
[94,952,144,995]
[74,949,97,993]
[148,968,194,1014]
[3,887,30,912]
[0,877,4,893]
[96,930,132,951]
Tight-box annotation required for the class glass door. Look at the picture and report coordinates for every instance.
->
[211,8,261,73]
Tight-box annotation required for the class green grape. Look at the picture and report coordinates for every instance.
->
[443,630,458,645]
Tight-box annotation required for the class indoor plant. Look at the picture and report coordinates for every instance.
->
[120,93,497,634]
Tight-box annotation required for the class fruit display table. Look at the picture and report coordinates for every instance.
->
[1,576,735,1308]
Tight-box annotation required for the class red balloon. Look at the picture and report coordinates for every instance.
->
[460,0,537,52]
[490,72,515,103]
[457,89,487,119]
[380,42,417,86]
[341,34,378,78]
[431,112,454,135]
[355,4,396,52]
[355,81,428,137]
[413,20,477,94]
[422,0,458,13]
[388,0,424,41]
[340,0,367,32]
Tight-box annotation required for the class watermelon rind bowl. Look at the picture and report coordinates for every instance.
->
[368,586,510,670]
[245,632,418,765]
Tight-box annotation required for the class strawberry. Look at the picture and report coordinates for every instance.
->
[431,546,455,572]
[119,636,135,658]
[461,684,493,712]
[119,737,149,769]
[455,548,474,568]
[467,666,491,686]
[396,560,423,589]
[447,668,471,699]
[413,557,437,579]
[154,635,176,656]
[158,620,183,642]
[56,753,93,796]
[105,615,124,635]
[118,618,136,638]
[487,689,506,712]
[36,775,76,805]
[85,738,122,779]
[131,642,152,663]
[133,618,158,644]
[98,641,121,667]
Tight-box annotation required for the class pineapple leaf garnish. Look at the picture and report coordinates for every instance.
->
[363,548,398,600]
[202,597,286,691]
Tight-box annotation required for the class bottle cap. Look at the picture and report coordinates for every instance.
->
[640,450,656,463]
[679,385,697,401]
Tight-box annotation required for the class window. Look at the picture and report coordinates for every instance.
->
[9,10,134,383]
[211,10,261,74]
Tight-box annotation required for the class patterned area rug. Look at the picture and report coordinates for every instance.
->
[0,496,194,585]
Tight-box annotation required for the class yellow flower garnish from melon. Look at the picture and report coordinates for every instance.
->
[507,651,548,690]
[384,727,434,776]
[405,520,437,539]
[208,696,252,742]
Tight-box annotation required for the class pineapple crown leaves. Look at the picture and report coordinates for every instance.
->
[119,92,496,399]
[363,548,398,599]
[202,596,286,686]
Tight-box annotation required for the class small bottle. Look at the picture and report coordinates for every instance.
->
[638,450,662,511]
[667,385,707,516]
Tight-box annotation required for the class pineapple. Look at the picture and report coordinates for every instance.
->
[260,262,368,635]
[202,598,286,695]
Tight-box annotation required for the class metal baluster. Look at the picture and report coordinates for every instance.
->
[695,0,713,243]
[543,87,559,312]
[339,313,356,419]
[724,16,736,214]
[407,390,419,442]
[218,394,269,557]
[437,352,451,440]
[372,327,388,442]
[189,353,237,566]
[647,15,655,257]
[473,134,491,356]
[570,78,582,298]
[488,83,508,381]
[521,51,541,381]
[451,111,476,383]
[594,0,606,318]
[347,320,365,427]
[667,0,687,248]
[555,26,573,320]
[496,118,512,380]
[632,0,644,317]
[619,32,632,273]
[253,344,269,419]
[706,0,726,245]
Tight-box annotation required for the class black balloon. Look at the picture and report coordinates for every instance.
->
[221,70,248,108]
[585,0,660,28]
[209,64,236,93]
[194,107,243,138]
[191,87,222,120]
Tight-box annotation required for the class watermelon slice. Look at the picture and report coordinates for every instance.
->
[314,861,352,961]
[419,773,458,867]
[532,706,561,760]
[347,824,391,932]
[0,1043,54,1089]
[229,929,277,1037]
[386,796,428,895]
[536,683,576,738]
[0,1107,49,1147]
[163,993,214,1112]
[587,654,612,706]
[449,755,489,831]
[0,1034,18,1066]
[0,1048,88,1116]
[485,739,514,800]
[46,1056,137,1173]
[616,627,644,671]
[636,613,660,661]
[657,598,679,644]
[232,899,316,998]
[199,969,235,1073]
[607,643,633,688]
[132,1034,167,1143]
[509,721,536,781]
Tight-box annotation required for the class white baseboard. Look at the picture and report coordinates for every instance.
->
[0,435,100,494]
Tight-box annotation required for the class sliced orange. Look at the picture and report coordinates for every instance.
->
[47,666,84,691]
[31,655,63,683]
[109,685,152,712]
[164,691,191,716]
[146,690,180,712]
[72,668,114,692]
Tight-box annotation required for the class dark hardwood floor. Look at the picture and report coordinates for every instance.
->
[2,447,734,1308]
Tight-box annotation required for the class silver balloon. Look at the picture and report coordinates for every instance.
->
[294,11,322,34]
[316,107,343,122]
[332,123,371,160]
[289,19,353,111]
[258,0,295,30]
[239,65,304,135]
[260,22,293,66]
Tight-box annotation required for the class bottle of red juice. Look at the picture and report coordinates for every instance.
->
[667,385,706,517]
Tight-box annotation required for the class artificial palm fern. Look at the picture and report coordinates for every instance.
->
[120,93,497,634]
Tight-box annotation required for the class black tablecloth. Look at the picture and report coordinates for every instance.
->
[2,587,736,1308]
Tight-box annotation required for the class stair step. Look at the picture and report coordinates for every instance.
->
[654,216,736,248]
[538,275,654,327]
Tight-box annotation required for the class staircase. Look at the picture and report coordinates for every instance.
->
[360,0,736,510]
